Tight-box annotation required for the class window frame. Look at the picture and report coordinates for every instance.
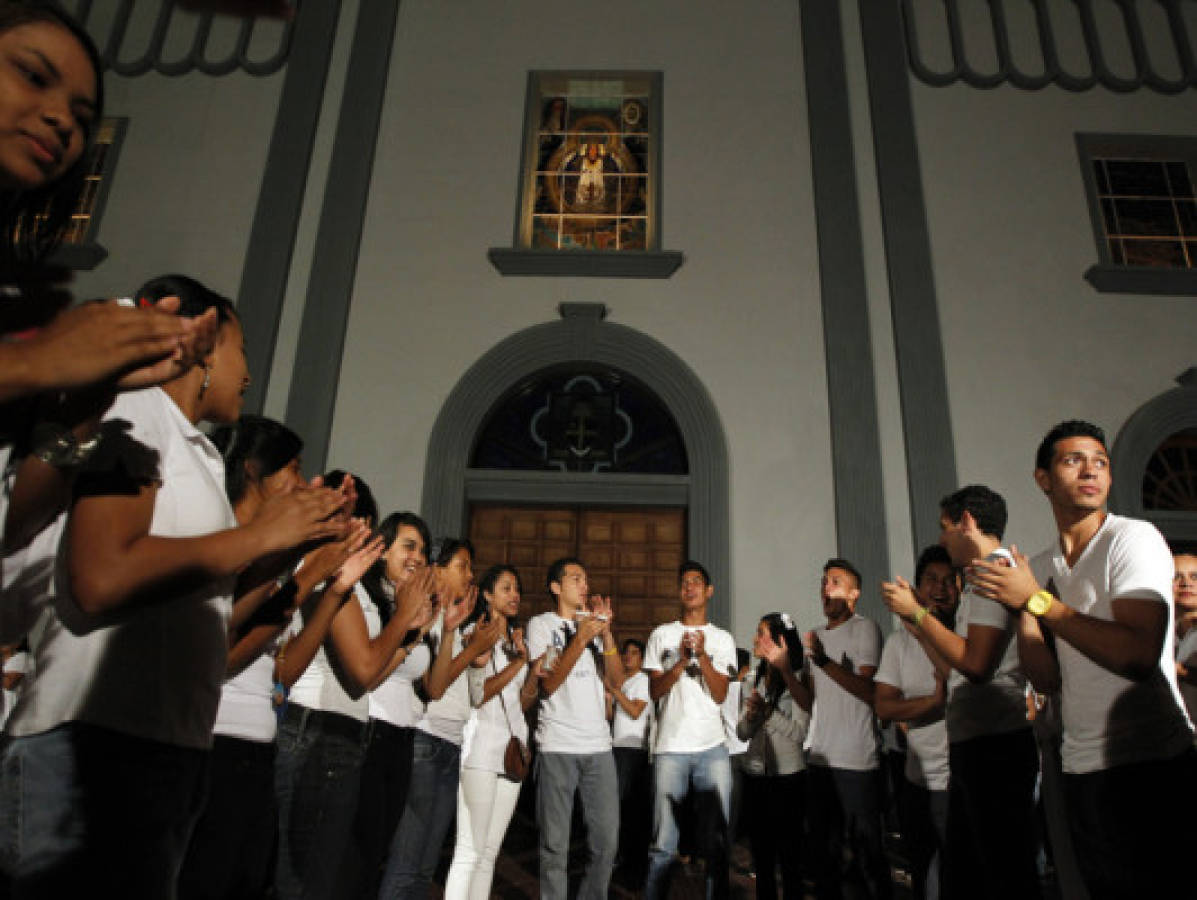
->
[1075,132,1197,296]
[48,116,129,271]
[488,70,682,278]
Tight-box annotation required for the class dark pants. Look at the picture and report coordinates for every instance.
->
[943,728,1040,900]
[613,746,652,882]
[378,730,461,899]
[0,722,209,900]
[897,780,947,900]
[178,735,276,900]
[744,771,805,899]
[806,764,891,900]
[1063,746,1197,900]
[341,720,414,899]
[273,704,366,900]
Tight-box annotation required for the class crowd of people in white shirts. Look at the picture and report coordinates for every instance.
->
[1,5,1195,900]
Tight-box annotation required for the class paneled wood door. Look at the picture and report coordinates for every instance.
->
[468,505,685,644]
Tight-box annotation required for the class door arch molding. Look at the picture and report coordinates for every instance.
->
[420,303,732,625]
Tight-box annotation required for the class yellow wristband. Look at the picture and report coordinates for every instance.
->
[912,607,929,628]
[603,647,617,656]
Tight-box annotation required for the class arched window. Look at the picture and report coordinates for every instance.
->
[1142,428,1197,513]
[471,367,687,475]
[1111,368,1197,543]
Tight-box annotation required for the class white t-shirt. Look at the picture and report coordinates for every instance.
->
[214,651,280,743]
[0,511,64,647]
[8,388,236,749]
[806,614,881,771]
[875,628,949,791]
[1029,514,1194,774]
[526,611,610,754]
[1,650,28,730]
[643,620,738,754]
[461,642,529,772]
[946,549,1028,743]
[722,679,750,755]
[370,641,431,728]
[612,670,653,750]
[288,582,380,722]
[417,622,473,746]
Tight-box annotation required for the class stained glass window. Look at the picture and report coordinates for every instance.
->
[471,367,687,475]
[518,72,660,252]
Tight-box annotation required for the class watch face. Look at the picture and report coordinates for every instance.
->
[1027,594,1050,616]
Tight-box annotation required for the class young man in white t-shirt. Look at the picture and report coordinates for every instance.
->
[969,420,1197,899]
[874,544,956,900]
[776,558,889,900]
[525,557,623,900]
[881,485,1038,900]
[642,560,737,900]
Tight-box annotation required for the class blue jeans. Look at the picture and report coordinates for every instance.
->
[644,744,732,900]
[273,705,366,900]
[536,750,619,900]
[378,730,461,899]
[0,722,208,900]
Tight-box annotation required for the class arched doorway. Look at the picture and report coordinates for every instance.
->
[420,303,732,626]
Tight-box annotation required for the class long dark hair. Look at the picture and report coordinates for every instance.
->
[754,612,804,706]
[470,563,521,636]
[0,2,105,266]
[364,511,431,626]
[209,415,302,504]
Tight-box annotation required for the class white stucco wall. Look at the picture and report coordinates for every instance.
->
[908,18,1197,556]
[67,9,289,303]
[326,0,835,643]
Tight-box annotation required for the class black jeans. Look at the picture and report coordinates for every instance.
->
[896,780,947,900]
[613,746,652,882]
[341,720,414,899]
[744,771,805,899]
[273,704,366,900]
[943,728,1040,900]
[0,722,209,900]
[806,764,891,900]
[178,735,277,900]
[1063,746,1197,900]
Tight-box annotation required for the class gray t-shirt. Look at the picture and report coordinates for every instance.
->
[946,548,1029,743]
[806,614,881,771]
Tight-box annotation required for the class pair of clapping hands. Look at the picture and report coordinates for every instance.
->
[574,595,615,643]
[880,551,1036,625]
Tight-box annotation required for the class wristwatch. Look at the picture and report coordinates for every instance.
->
[1025,590,1054,618]
[30,421,101,468]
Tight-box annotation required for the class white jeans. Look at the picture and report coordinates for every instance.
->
[442,766,522,900]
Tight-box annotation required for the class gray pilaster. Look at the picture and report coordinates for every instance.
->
[283,0,402,467]
[236,0,342,414]
[799,0,890,621]
[859,0,958,551]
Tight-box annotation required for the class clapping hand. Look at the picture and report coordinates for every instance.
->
[745,690,768,724]
[757,630,790,673]
[331,532,386,594]
[880,576,922,621]
[444,584,478,633]
[968,547,1038,610]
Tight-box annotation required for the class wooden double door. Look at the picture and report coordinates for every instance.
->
[467,505,685,645]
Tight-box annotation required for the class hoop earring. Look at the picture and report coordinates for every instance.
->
[198,366,211,400]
